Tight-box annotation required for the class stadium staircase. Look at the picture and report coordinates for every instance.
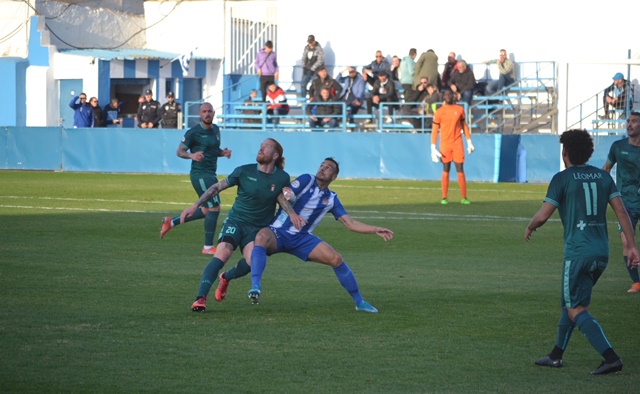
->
[566,84,637,136]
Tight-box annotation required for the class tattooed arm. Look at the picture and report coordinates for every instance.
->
[180,179,231,224]
[276,191,306,230]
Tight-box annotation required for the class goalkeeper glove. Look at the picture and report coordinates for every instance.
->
[430,144,442,163]
[466,140,475,154]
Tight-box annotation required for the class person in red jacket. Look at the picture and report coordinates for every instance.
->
[265,82,290,125]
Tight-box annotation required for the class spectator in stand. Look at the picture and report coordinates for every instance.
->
[242,89,262,125]
[363,50,391,86]
[390,55,402,89]
[307,87,341,129]
[308,66,343,101]
[601,72,633,119]
[103,98,123,127]
[442,52,458,88]
[300,35,324,99]
[448,60,476,107]
[400,48,417,93]
[400,77,429,129]
[265,82,290,125]
[89,97,103,127]
[366,70,398,122]
[161,92,182,129]
[414,49,440,91]
[337,66,366,123]
[255,40,279,103]
[137,89,161,128]
[69,93,93,128]
[484,49,516,95]
[418,84,442,130]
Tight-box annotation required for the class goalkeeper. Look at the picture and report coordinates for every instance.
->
[430,89,474,205]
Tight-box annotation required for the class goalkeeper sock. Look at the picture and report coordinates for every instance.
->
[224,258,250,281]
[333,262,363,305]
[204,210,220,248]
[173,207,205,226]
[197,257,225,298]
[457,172,467,199]
[441,171,450,199]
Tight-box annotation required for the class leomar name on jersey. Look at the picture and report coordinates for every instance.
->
[572,173,603,180]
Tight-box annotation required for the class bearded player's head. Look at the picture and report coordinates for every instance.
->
[256,138,285,169]
[199,103,214,127]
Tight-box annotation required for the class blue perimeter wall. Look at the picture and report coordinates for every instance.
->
[0,127,624,183]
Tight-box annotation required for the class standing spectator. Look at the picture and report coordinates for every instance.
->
[430,89,474,205]
[400,48,417,93]
[366,71,398,121]
[526,129,638,376]
[308,66,342,101]
[413,49,440,90]
[161,92,182,129]
[307,87,341,129]
[255,40,279,102]
[242,89,262,125]
[103,98,123,127]
[160,102,232,255]
[89,97,103,127]
[265,82,289,125]
[337,66,366,122]
[441,52,458,88]
[389,55,401,89]
[300,35,324,99]
[601,72,633,119]
[484,49,516,95]
[602,111,640,293]
[68,93,93,128]
[448,60,476,107]
[137,89,161,128]
[362,50,391,86]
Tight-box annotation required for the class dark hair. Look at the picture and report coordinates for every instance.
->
[268,138,285,170]
[325,157,340,175]
[316,65,327,73]
[559,129,593,165]
[409,48,417,56]
[630,111,640,118]
[265,40,273,49]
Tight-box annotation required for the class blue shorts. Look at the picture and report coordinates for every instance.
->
[269,226,323,262]
[560,257,607,308]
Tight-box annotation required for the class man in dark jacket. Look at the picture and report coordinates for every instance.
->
[300,35,324,99]
[366,71,399,120]
[138,89,161,128]
[307,87,341,129]
[161,92,182,128]
[448,60,476,107]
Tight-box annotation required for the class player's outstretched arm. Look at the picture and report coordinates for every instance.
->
[338,215,394,241]
[610,196,640,268]
[180,179,230,223]
[276,190,306,230]
[525,202,556,242]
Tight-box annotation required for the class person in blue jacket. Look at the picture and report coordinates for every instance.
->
[69,93,94,128]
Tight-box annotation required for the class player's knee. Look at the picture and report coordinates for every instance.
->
[327,253,343,267]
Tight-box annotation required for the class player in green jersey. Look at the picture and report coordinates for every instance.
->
[160,102,232,255]
[180,138,304,312]
[602,111,640,292]
[525,129,639,375]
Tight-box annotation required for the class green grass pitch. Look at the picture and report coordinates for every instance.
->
[0,171,637,393]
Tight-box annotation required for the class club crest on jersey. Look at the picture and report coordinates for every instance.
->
[322,198,329,205]
[270,184,276,192]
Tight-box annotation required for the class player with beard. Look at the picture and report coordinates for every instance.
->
[160,102,231,255]
[183,138,304,312]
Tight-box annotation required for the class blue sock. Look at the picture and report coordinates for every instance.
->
[173,207,205,226]
[574,310,613,356]
[624,256,640,282]
[251,246,267,288]
[333,262,363,305]
[224,258,250,281]
[554,308,575,352]
[204,211,220,247]
[197,257,225,298]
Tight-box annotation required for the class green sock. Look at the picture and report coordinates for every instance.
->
[204,211,220,247]
[624,256,640,282]
[554,308,575,354]
[223,258,251,281]
[173,208,205,226]
[575,311,614,356]
[197,258,225,298]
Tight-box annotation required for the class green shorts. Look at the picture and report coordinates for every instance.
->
[191,175,220,209]
[560,257,608,308]
[217,217,262,251]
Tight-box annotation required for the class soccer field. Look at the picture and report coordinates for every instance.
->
[0,171,637,393]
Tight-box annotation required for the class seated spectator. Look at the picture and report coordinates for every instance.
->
[103,98,124,127]
[366,71,398,122]
[441,52,458,88]
[308,66,342,101]
[336,66,366,123]
[399,77,429,128]
[242,89,262,124]
[89,97,103,127]
[418,84,441,129]
[390,55,402,91]
[484,49,516,95]
[363,50,391,86]
[265,82,290,125]
[601,72,633,119]
[448,60,476,107]
[307,87,341,129]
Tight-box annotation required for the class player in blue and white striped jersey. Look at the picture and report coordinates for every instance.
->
[216,157,394,312]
